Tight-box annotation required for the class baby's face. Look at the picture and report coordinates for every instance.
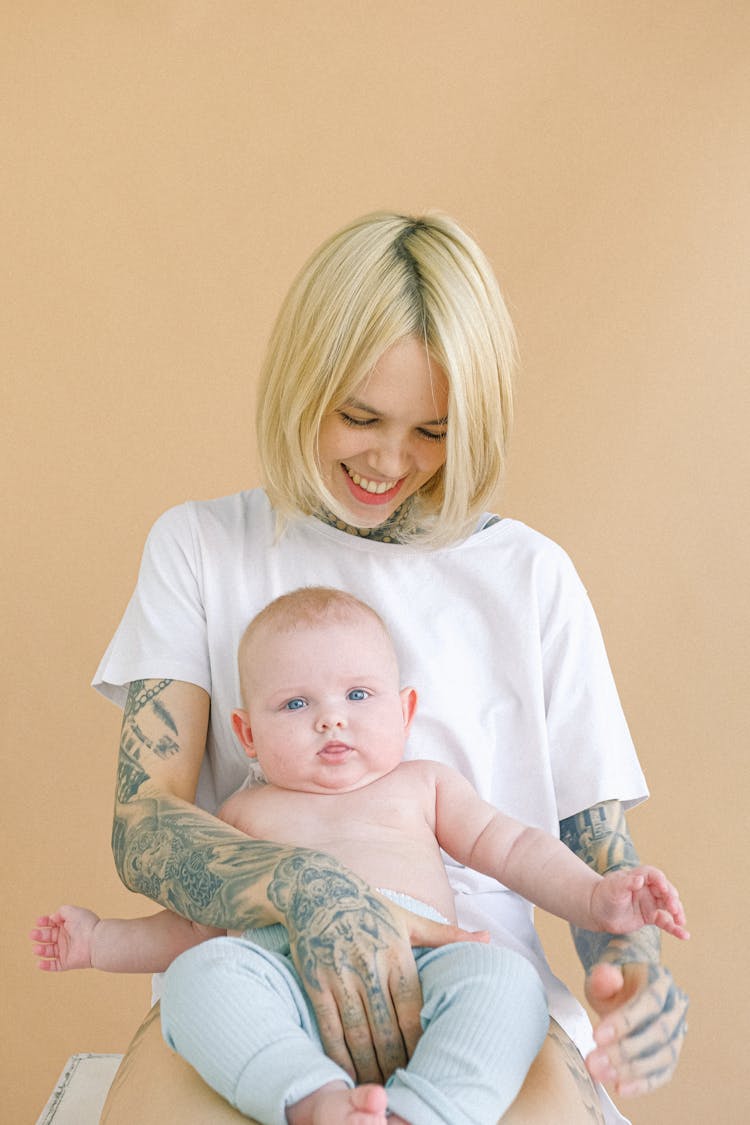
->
[239,614,415,794]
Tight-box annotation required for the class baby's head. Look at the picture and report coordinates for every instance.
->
[232,587,417,794]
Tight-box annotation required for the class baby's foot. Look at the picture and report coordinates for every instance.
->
[288,1081,389,1125]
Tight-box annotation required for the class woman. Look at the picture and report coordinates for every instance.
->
[95,212,687,1123]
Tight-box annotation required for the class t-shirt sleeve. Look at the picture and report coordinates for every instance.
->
[92,504,211,707]
[541,553,649,820]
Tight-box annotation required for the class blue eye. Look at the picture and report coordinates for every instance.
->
[347,689,369,701]
[284,698,306,711]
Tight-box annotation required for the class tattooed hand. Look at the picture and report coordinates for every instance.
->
[268,853,487,1083]
[585,962,689,1097]
[561,800,689,1098]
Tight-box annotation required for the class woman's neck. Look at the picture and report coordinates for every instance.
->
[316,501,414,543]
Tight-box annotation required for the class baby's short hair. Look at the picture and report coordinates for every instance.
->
[238,586,393,692]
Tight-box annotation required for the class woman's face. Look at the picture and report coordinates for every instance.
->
[317,336,449,528]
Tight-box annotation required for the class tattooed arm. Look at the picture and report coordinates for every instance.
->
[113,677,293,929]
[114,677,475,1081]
[559,801,689,1098]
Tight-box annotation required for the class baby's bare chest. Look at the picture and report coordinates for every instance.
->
[242,785,431,849]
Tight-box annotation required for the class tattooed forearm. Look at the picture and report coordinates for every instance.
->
[114,679,356,932]
[113,793,294,928]
[559,802,637,870]
[560,800,661,970]
[116,678,288,928]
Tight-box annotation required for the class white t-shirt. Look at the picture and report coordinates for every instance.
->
[94,488,646,1124]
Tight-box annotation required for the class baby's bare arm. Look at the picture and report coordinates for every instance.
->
[432,763,686,936]
[433,765,601,923]
[32,905,222,973]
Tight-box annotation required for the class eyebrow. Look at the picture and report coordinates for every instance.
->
[345,397,448,427]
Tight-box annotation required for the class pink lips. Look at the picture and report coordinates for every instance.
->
[317,741,353,764]
[341,465,405,507]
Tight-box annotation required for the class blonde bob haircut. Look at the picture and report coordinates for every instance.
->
[256,211,517,548]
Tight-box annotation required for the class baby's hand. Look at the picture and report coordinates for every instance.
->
[592,867,690,940]
[31,906,101,971]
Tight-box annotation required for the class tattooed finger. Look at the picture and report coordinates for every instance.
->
[345,991,390,1083]
[618,990,688,1062]
[388,961,423,1060]
[314,994,356,1080]
[594,965,670,1041]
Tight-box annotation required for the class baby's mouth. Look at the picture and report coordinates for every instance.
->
[317,741,353,763]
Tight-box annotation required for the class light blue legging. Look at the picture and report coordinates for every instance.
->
[161,896,548,1125]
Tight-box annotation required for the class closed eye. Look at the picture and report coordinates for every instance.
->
[338,411,377,428]
[417,428,447,443]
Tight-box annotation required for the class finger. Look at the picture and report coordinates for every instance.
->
[663,885,687,927]
[593,999,688,1095]
[594,967,669,1043]
[407,915,488,949]
[343,989,390,1085]
[348,949,414,1081]
[614,1025,688,1095]
[313,994,357,1082]
[596,971,687,1052]
[641,866,668,892]
[643,871,682,913]
[652,910,690,941]
[388,959,424,1062]
[30,926,57,943]
[33,941,59,959]
[623,870,645,892]
[586,962,626,1011]
[615,1048,683,1097]
[650,873,688,927]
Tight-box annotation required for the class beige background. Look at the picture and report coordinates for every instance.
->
[3,3,748,1122]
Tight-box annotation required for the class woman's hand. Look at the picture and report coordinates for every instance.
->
[268,853,487,1083]
[585,962,689,1097]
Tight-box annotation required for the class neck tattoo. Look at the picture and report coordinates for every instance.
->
[317,500,415,543]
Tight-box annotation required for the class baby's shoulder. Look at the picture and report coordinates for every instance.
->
[392,758,459,791]
[218,782,269,830]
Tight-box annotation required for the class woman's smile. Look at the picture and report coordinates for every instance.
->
[341,464,405,506]
[317,336,449,528]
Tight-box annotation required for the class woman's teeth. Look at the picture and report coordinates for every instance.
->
[345,467,399,494]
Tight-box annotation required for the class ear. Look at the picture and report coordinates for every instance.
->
[399,687,418,735]
[231,709,257,758]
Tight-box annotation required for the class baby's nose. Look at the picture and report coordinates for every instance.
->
[315,710,346,732]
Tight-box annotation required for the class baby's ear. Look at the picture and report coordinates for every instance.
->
[399,687,418,734]
[231,709,256,758]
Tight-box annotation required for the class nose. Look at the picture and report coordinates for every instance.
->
[314,709,347,733]
[368,430,413,479]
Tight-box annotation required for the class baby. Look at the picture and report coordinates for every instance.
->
[33,587,688,1125]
